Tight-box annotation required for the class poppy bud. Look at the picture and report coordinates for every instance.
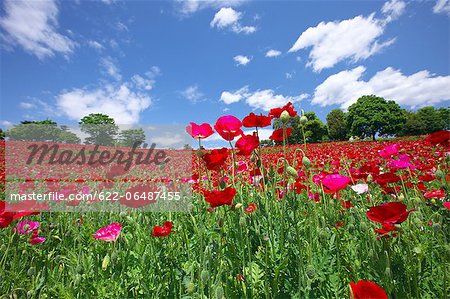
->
[234,203,243,210]
[367,174,373,183]
[306,265,316,280]
[280,110,290,123]
[216,286,224,299]
[218,217,224,227]
[186,281,195,294]
[27,267,35,276]
[435,169,444,180]
[302,156,311,168]
[287,166,298,178]
[300,115,308,125]
[102,253,110,271]
[201,270,210,281]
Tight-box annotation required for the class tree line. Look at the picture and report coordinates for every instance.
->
[2,113,146,147]
[272,95,449,144]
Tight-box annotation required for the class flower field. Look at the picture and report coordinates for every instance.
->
[1,105,449,299]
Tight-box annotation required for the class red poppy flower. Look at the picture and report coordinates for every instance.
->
[203,187,237,208]
[269,102,297,118]
[443,202,450,210]
[366,202,413,224]
[152,221,173,237]
[425,130,450,147]
[322,174,351,193]
[235,133,260,155]
[269,128,293,142]
[242,113,272,128]
[374,172,400,185]
[340,200,354,209]
[202,148,229,171]
[424,189,445,199]
[244,203,257,214]
[374,223,398,237]
[0,201,15,229]
[214,115,243,141]
[186,122,214,139]
[350,280,388,299]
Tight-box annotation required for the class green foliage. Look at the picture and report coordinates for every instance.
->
[118,128,146,148]
[0,128,5,140]
[399,106,449,136]
[347,95,406,140]
[6,120,80,143]
[326,109,347,141]
[79,113,118,146]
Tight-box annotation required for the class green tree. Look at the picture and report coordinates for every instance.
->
[6,120,79,143]
[399,111,423,136]
[347,95,406,140]
[119,128,146,148]
[416,106,442,134]
[436,107,450,130]
[79,113,118,146]
[0,128,5,140]
[326,109,347,141]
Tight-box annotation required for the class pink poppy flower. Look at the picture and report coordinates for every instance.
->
[388,154,414,170]
[378,143,400,159]
[13,220,40,235]
[93,222,122,242]
[186,122,214,139]
[321,174,351,193]
[214,115,243,141]
[29,229,46,245]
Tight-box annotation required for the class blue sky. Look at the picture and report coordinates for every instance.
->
[1,0,449,145]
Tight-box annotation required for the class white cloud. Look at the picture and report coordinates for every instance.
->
[433,0,450,16]
[87,40,104,51]
[175,0,244,16]
[181,85,205,103]
[131,75,155,91]
[220,86,308,111]
[0,120,13,127]
[146,66,162,78]
[116,22,128,32]
[0,0,76,59]
[150,133,184,147]
[210,7,256,34]
[265,49,281,58]
[56,84,151,124]
[288,5,402,72]
[234,55,251,66]
[382,0,406,23]
[100,57,122,81]
[20,102,36,109]
[312,66,450,109]
[220,86,249,104]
